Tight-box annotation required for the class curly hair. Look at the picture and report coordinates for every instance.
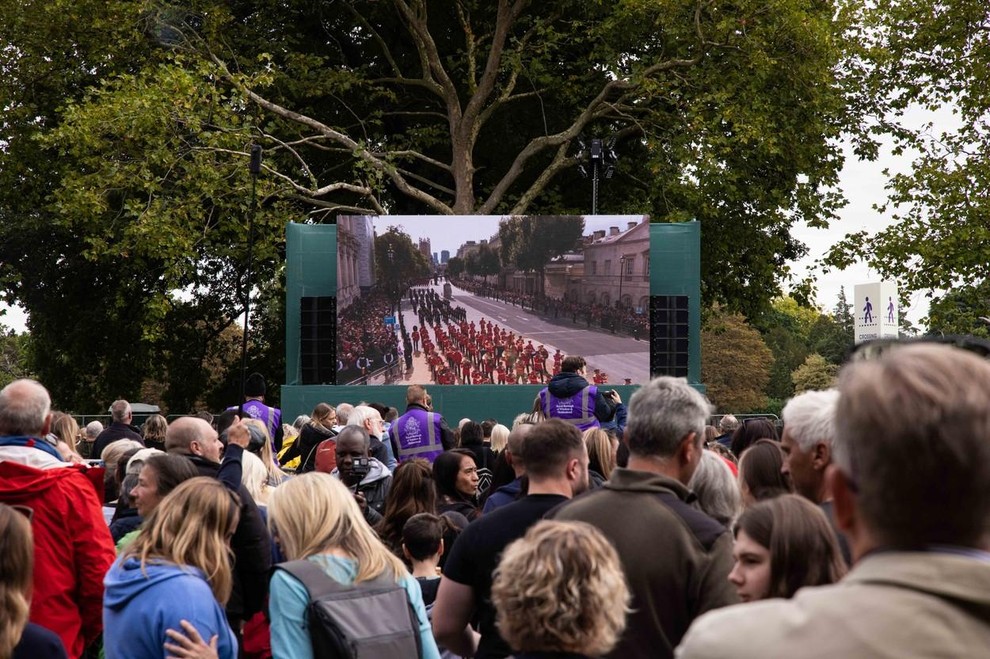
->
[492,520,630,655]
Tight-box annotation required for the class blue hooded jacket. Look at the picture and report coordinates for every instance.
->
[103,557,237,659]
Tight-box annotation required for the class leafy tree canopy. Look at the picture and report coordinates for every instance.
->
[822,0,990,313]
[791,353,838,393]
[0,0,870,406]
[701,307,773,412]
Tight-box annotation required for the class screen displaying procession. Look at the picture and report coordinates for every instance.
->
[336,215,651,386]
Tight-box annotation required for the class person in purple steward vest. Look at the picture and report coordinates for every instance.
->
[227,372,283,452]
[390,385,454,464]
[538,356,618,432]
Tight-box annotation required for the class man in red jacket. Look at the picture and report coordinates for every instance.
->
[0,379,116,659]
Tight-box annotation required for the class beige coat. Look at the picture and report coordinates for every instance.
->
[677,551,990,659]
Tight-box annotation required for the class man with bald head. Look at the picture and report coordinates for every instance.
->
[167,415,272,635]
[0,379,115,658]
[482,422,535,513]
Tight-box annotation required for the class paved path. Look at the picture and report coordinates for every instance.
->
[381,283,649,385]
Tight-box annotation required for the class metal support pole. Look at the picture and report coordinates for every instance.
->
[238,145,262,415]
[592,160,600,215]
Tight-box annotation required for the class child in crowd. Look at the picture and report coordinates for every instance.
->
[401,513,446,606]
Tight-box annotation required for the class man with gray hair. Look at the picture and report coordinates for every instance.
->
[714,414,739,448]
[333,402,354,432]
[779,389,839,503]
[0,379,116,658]
[779,389,851,565]
[551,376,737,659]
[347,404,394,469]
[92,398,143,457]
[679,343,990,658]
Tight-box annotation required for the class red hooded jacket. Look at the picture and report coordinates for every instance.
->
[0,459,115,658]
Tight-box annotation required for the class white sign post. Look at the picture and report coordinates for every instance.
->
[854,281,899,344]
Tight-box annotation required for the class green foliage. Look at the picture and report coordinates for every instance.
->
[466,245,500,278]
[447,257,465,279]
[375,227,432,300]
[0,0,870,406]
[822,0,990,307]
[499,216,583,295]
[927,283,990,339]
[0,328,31,390]
[791,353,839,393]
[701,308,773,412]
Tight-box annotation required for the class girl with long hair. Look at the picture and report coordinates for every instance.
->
[583,428,618,488]
[0,503,67,658]
[280,403,337,473]
[738,439,793,506]
[376,459,437,557]
[242,419,288,487]
[267,473,440,658]
[103,477,240,659]
[729,494,847,602]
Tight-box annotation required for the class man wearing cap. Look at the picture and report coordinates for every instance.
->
[538,355,618,431]
[227,372,283,452]
[389,384,454,463]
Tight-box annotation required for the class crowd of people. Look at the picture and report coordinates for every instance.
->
[336,292,403,383]
[337,283,624,386]
[407,286,616,386]
[454,278,650,339]
[3,340,990,658]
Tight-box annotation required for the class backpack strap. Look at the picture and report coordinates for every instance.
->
[278,559,394,599]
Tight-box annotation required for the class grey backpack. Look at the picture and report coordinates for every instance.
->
[277,559,422,659]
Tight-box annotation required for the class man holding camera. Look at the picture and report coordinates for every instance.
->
[331,425,392,525]
[538,355,618,430]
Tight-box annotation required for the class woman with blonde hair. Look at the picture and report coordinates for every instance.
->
[583,428,618,488]
[0,503,67,658]
[141,414,168,452]
[492,520,630,658]
[267,472,440,659]
[241,450,273,507]
[101,439,144,502]
[102,477,240,659]
[489,423,510,454]
[242,418,288,487]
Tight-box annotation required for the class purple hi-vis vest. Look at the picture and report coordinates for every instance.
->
[539,384,600,431]
[392,408,445,463]
[227,400,281,439]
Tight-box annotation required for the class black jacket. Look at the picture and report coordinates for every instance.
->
[185,451,273,622]
[282,422,337,472]
[92,422,144,458]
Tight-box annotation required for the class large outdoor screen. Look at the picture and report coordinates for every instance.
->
[335,215,651,386]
